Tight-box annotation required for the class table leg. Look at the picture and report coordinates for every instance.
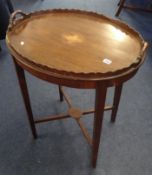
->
[92,83,107,168]
[111,84,123,123]
[58,85,63,102]
[13,58,37,139]
[115,0,126,16]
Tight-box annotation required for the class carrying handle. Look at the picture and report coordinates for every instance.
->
[9,10,27,28]
[140,41,148,58]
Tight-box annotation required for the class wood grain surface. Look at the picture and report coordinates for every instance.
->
[7,9,147,80]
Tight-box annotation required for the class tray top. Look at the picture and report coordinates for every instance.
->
[7,9,146,80]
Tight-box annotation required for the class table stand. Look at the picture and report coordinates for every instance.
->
[13,58,122,167]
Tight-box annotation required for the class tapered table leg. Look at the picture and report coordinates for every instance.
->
[13,58,37,139]
[111,84,123,123]
[58,85,63,102]
[92,83,107,168]
[115,0,126,16]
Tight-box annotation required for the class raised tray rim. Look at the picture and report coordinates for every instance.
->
[6,9,148,80]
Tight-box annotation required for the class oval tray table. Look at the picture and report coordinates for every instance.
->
[6,9,148,168]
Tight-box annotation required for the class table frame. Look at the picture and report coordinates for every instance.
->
[13,56,139,168]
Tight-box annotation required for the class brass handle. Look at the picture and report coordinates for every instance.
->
[140,41,149,57]
[9,10,27,28]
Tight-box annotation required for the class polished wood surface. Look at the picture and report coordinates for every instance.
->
[7,9,146,80]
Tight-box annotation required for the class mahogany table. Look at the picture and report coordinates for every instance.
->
[6,9,148,168]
